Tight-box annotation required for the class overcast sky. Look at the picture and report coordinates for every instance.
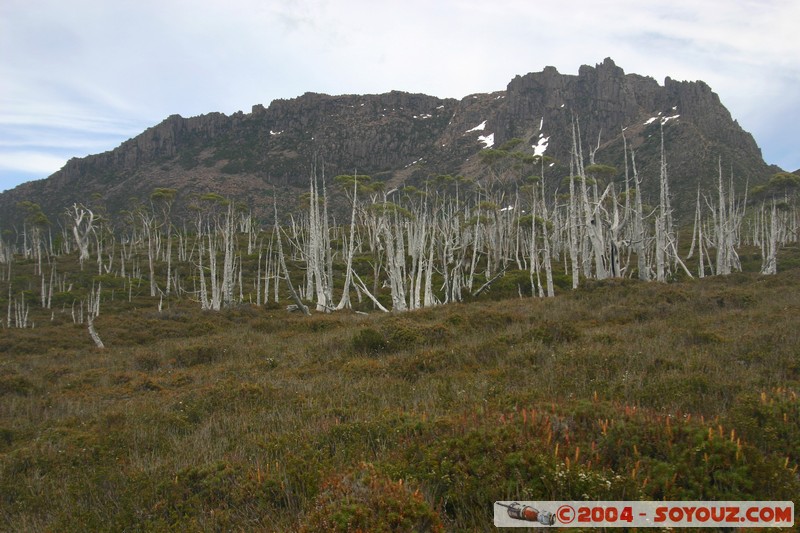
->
[1,0,798,192]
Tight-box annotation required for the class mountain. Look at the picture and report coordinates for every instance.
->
[0,58,780,227]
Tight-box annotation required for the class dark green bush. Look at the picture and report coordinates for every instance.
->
[172,345,224,367]
[0,375,35,396]
[352,328,388,355]
[530,320,580,345]
[133,352,161,371]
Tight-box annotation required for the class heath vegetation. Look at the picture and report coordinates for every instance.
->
[1,237,799,529]
[2,130,799,530]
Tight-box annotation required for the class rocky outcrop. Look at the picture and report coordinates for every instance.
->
[0,59,778,227]
[492,58,771,210]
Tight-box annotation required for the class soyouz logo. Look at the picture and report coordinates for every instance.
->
[493,501,794,528]
[494,502,555,525]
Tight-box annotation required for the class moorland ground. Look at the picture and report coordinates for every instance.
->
[1,245,799,531]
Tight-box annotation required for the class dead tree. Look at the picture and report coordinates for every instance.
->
[68,204,96,269]
[711,157,742,276]
[540,174,555,297]
[305,167,333,312]
[336,174,360,310]
[627,150,650,281]
[87,282,104,348]
[274,199,309,315]
[151,188,177,296]
[760,200,778,275]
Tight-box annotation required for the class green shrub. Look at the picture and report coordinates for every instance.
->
[382,317,424,350]
[133,352,161,371]
[172,344,224,367]
[0,375,35,396]
[351,328,388,355]
[530,320,580,345]
[301,463,443,532]
[726,389,800,465]
[0,427,12,449]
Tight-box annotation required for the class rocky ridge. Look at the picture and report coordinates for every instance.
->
[0,58,779,227]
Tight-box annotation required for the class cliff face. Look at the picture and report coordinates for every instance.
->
[0,58,777,227]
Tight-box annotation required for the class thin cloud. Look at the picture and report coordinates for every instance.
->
[0,150,70,175]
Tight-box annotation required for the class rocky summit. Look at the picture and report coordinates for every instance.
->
[0,58,779,226]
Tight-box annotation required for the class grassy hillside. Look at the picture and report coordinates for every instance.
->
[2,247,800,531]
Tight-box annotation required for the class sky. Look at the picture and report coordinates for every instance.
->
[2,0,799,193]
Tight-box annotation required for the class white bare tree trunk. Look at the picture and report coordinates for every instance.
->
[567,166,581,288]
[207,226,220,310]
[69,204,95,269]
[711,157,743,276]
[540,182,554,297]
[352,270,389,312]
[221,203,237,308]
[423,228,438,306]
[138,211,160,297]
[629,151,649,281]
[274,200,309,316]
[337,176,359,310]
[761,200,778,275]
[383,210,408,312]
[87,282,104,348]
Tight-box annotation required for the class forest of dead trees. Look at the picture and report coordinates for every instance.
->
[2,121,799,339]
